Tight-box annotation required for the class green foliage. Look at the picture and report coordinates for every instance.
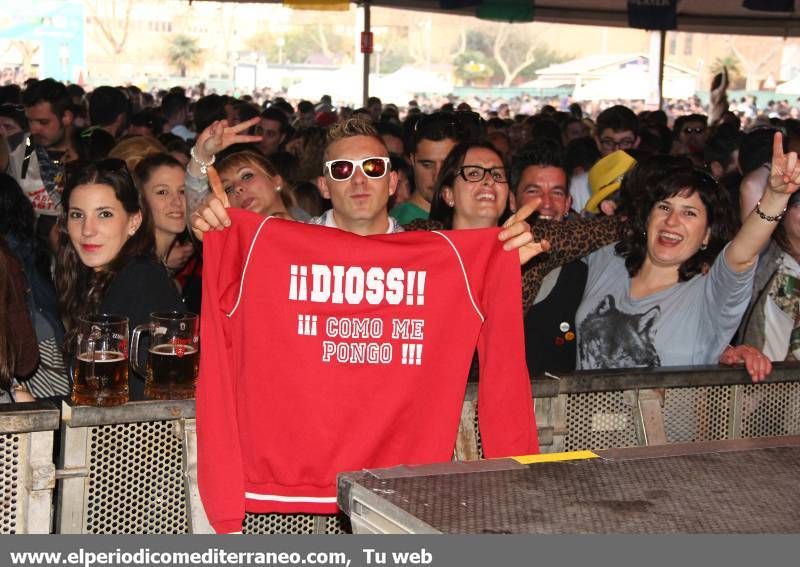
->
[710,53,744,88]
[373,28,414,74]
[454,50,496,85]
[166,34,202,77]
[245,26,351,65]
[465,29,493,53]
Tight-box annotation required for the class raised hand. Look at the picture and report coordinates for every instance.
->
[768,131,800,195]
[190,165,231,241]
[192,117,263,166]
[498,198,551,265]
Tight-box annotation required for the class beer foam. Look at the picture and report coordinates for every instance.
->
[149,344,198,355]
[77,351,126,363]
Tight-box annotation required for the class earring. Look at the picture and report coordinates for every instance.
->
[447,200,454,207]
[700,243,708,251]
[275,185,282,192]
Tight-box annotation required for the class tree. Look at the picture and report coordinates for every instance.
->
[724,35,784,91]
[453,51,495,86]
[167,35,203,77]
[456,25,569,87]
[493,24,549,87]
[245,26,351,65]
[85,0,134,56]
[710,54,744,89]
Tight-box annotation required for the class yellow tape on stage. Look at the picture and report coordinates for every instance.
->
[284,0,350,10]
[512,450,598,464]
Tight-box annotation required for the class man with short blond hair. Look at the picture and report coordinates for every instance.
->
[312,117,402,235]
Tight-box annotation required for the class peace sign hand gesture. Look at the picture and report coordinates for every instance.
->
[191,117,263,168]
[768,131,800,195]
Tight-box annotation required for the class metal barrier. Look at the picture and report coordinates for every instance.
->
[0,402,60,534]
[1,364,798,533]
[56,400,196,534]
[456,363,800,457]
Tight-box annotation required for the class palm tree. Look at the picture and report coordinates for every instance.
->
[710,54,743,87]
[167,35,202,78]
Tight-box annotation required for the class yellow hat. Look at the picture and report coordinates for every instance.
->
[584,150,637,214]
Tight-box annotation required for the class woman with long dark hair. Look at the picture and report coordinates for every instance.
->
[56,159,184,399]
[0,239,37,403]
[0,173,69,398]
[576,133,800,374]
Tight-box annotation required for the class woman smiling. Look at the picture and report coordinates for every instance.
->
[576,133,800,378]
[56,160,184,399]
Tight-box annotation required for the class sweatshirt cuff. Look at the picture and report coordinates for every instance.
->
[212,519,244,534]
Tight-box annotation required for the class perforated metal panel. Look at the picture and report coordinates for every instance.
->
[324,513,351,534]
[243,512,350,534]
[471,405,484,459]
[85,421,187,533]
[563,391,639,451]
[663,386,733,443]
[1,434,21,533]
[740,382,800,438]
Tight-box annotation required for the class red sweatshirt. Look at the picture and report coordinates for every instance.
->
[197,209,538,533]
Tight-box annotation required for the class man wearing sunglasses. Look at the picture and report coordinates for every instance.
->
[313,119,402,235]
[673,113,709,166]
[189,117,403,237]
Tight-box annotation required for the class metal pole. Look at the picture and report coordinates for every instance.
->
[658,29,666,109]
[362,1,371,107]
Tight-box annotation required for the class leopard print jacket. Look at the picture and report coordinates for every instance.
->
[404,216,625,316]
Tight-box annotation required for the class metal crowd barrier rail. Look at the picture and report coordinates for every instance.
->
[456,362,800,459]
[0,402,60,534]
[56,400,199,534]
[1,364,799,534]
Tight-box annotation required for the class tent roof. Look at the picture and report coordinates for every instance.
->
[534,53,697,78]
[207,0,800,37]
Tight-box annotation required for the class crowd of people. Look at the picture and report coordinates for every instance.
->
[0,75,799,405]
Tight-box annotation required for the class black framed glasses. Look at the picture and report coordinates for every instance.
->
[458,165,508,184]
[324,157,391,181]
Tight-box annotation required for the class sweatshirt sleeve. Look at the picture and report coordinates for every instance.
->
[196,220,247,534]
[473,234,539,457]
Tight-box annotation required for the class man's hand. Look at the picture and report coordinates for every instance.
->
[190,165,231,241]
[498,199,551,265]
[719,344,772,383]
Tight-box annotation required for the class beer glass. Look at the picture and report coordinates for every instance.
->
[131,312,199,400]
[71,314,130,407]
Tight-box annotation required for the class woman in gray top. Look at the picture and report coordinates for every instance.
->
[577,133,800,380]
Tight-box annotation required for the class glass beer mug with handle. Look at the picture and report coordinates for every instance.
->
[72,314,130,407]
[130,312,199,400]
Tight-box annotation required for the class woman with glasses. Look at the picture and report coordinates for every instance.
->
[427,141,513,230]
[575,133,799,380]
[56,160,184,400]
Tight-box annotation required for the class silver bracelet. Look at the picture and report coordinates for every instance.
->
[190,146,215,175]
[754,200,786,223]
